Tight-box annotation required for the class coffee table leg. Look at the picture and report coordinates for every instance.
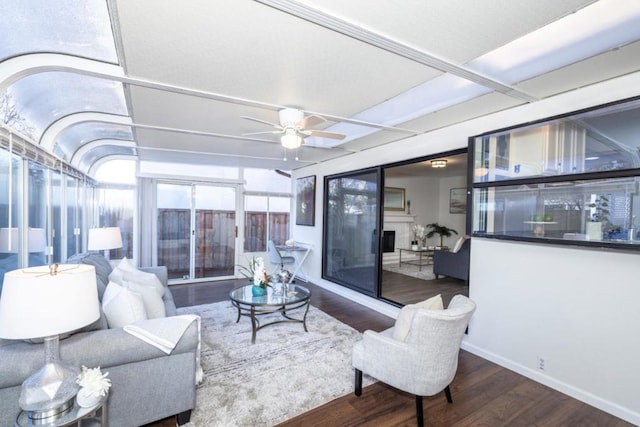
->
[302,299,311,332]
[235,303,241,323]
[250,306,258,344]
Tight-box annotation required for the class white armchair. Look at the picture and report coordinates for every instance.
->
[352,294,476,427]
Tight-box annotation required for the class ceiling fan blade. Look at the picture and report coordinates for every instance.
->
[242,130,282,136]
[241,116,282,129]
[299,115,325,128]
[307,129,346,140]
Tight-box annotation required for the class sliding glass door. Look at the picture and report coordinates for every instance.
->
[323,169,380,297]
[157,182,237,281]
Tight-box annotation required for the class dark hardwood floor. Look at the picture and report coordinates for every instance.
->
[381,269,468,307]
[146,279,631,427]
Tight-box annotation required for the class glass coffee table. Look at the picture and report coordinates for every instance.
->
[229,284,311,344]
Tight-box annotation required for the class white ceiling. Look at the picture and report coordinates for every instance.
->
[4,0,640,174]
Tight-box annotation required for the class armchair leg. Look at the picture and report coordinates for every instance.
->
[444,385,453,403]
[354,369,363,396]
[415,395,424,427]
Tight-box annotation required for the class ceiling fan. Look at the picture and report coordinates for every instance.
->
[241,108,346,149]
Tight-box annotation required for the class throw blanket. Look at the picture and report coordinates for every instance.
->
[124,315,203,383]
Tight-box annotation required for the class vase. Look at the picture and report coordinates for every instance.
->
[76,387,102,408]
[252,285,267,296]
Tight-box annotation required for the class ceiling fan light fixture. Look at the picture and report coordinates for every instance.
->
[431,159,447,168]
[281,129,302,149]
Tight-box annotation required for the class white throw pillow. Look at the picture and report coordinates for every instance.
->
[124,279,166,319]
[102,281,148,328]
[451,236,467,253]
[392,294,444,342]
[108,260,164,298]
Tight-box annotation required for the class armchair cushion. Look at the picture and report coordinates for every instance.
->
[392,294,443,342]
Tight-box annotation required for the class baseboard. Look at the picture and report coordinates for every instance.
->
[461,341,640,426]
[312,278,399,319]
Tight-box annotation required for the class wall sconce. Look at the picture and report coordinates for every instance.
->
[431,159,447,168]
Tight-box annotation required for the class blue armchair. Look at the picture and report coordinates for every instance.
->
[433,236,470,281]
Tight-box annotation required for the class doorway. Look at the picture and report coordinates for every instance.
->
[156,182,238,281]
[380,152,469,306]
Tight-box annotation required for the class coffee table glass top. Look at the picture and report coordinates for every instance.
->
[229,284,311,306]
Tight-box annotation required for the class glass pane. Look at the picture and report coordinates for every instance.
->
[97,187,134,259]
[0,149,22,290]
[56,123,134,162]
[8,72,128,142]
[473,176,640,245]
[324,170,379,297]
[194,185,235,279]
[66,176,80,257]
[157,183,192,280]
[27,161,47,266]
[269,197,290,246]
[473,98,640,182]
[94,160,137,185]
[244,195,267,252]
[51,170,62,263]
[244,168,291,193]
[0,0,117,63]
[76,146,137,173]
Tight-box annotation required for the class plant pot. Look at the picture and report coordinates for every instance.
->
[252,285,267,296]
[76,387,102,408]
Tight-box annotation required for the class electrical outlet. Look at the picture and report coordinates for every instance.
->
[538,357,546,371]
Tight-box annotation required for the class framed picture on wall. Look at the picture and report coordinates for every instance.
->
[384,187,405,211]
[296,175,316,226]
[449,188,467,214]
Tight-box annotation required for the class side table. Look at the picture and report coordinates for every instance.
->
[15,394,108,427]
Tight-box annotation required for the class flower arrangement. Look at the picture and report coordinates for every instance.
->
[76,365,111,397]
[412,223,426,246]
[238,256,269,289]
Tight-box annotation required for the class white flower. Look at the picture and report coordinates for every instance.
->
[76,366,111,397]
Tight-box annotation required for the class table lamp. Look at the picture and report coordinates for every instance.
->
[88,227,122,259]
[0,227,46,253]
[0,264,100,422]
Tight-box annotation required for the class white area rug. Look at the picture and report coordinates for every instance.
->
[177,301,373,426]
[383,262,436,280]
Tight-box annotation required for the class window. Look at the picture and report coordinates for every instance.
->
[244,195,290,252]
[471,97,640,249]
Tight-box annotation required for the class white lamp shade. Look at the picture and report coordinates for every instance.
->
[0,228,47,253]
[0,228,17,252]
[28,228,47,252]
[87,227,123,251]
[0,264,100,340]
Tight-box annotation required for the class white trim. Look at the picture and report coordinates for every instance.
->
[71,139,136,168]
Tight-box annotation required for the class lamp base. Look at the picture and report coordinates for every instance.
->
[19,336,80,423]
[27,395,74,424]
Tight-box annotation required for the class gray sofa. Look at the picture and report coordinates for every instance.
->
[0,253,197,427]
[433,237,471,281]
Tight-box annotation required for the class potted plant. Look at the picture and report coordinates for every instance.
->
[426,223,458,248]
[411,224,424,250]
[587,195,611,240]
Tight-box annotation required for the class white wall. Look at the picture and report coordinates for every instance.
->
[290,71,640,424]
[466,239,640,424]
[384,175,466,247]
